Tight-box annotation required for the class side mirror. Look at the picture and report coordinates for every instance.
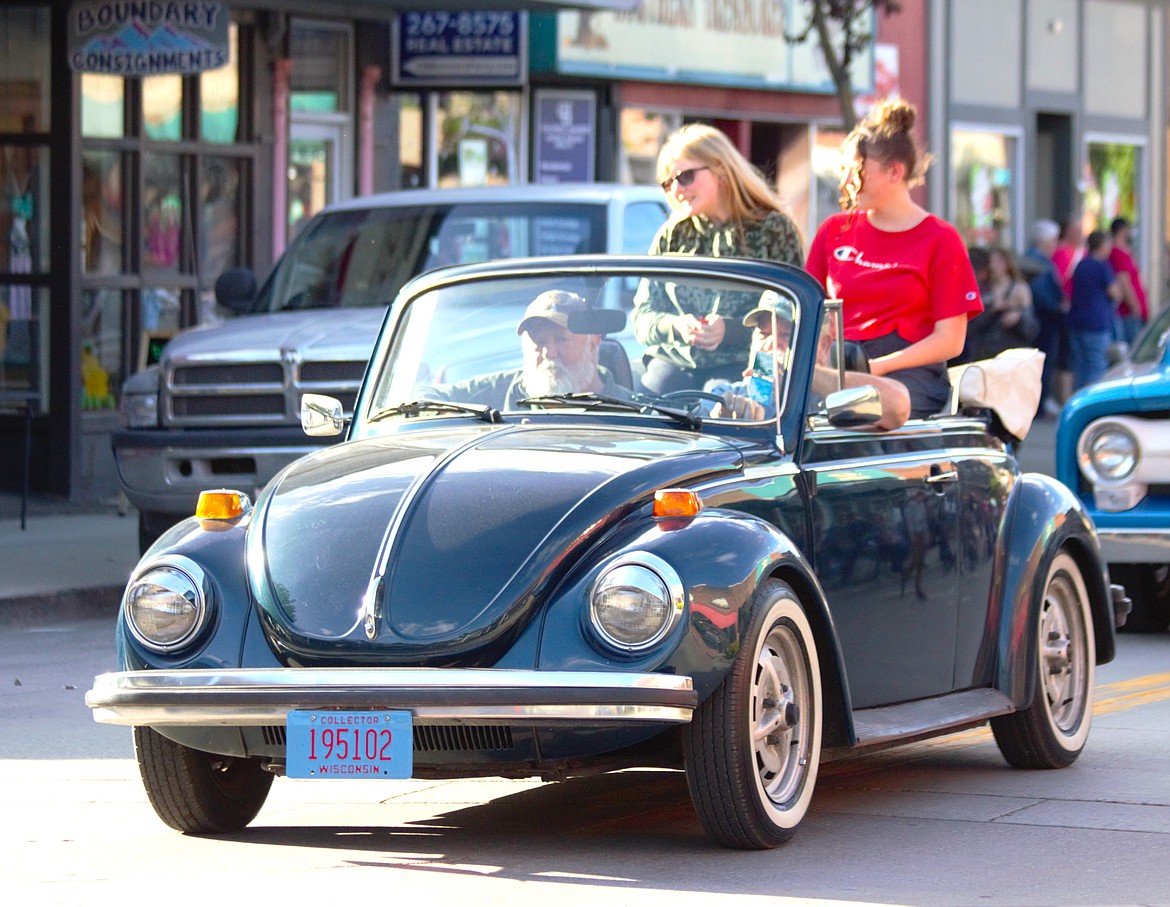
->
[825,385,882,428]
[1105,341,1129,367]
[301,393,345,437]
[215,268,257,315]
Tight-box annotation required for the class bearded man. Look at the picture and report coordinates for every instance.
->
[427,290,632,410]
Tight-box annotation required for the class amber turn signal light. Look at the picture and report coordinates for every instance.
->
[195,489,249,521]
[653,489,703,518]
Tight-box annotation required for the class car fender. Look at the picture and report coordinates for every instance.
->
[994,473,1115,709]
[116,516,278,673]
[538,507,853,743]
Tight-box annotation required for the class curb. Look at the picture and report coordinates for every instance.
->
[0,587,124,628]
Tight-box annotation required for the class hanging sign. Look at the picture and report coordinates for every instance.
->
[68,1,231,75]
[393,11,526,86]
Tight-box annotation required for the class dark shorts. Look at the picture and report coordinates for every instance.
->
[860,332,951,419]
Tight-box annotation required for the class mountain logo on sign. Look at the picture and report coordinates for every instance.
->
[82,21,213,55]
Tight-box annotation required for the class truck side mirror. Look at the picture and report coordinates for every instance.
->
[215,268,257,315]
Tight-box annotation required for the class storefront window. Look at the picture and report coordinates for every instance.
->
[950,128,1019,248]
[812,128,848,232]
[82,151,123,275]
[0,7,50,133]
[1083,141,1142,235]
[398,94,423,189]
[1,286,46,398]
[80,289,124,409]
[290,22,350,113]
[200,157,241,281]
[143,154,185,270]
[201,24,240,144]
[144,75,184,141]
[435,92,521,187]
[2,144,47,272]
[82,75,124,138]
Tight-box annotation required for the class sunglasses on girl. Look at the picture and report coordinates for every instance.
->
[661,165,709,192]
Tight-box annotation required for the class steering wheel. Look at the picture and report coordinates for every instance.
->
[659,389,727,406]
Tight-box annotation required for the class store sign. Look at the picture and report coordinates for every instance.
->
[534,90,596,184]
[393,10,526,86]
[67,1,230,74]
[551,3,873,93]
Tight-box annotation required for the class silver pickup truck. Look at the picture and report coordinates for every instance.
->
[114,183,668,551]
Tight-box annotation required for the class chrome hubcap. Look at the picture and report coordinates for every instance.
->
[752,621,810,806]
[1040,570,1087,733]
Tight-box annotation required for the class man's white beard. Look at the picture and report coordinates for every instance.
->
[523,357,596,397]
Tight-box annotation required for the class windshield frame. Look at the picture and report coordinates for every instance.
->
[351,256,822,448]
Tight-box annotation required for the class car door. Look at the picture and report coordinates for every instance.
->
[801,424,962,708]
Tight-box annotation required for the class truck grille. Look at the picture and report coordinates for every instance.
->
[162,358,364,428]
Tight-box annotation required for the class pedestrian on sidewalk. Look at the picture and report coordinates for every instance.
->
[1068,230,1122,390]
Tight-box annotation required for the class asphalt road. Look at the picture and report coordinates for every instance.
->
[2,614,1168,907]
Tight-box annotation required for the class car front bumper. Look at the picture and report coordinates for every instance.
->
[87,668,698,727]
[1096,529,1170,564]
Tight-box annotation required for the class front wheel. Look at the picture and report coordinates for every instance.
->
[684,579,822,849]
[992,551,1095,769]
[134,727,273,834]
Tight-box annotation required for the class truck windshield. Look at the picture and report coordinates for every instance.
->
[252,202,609,312]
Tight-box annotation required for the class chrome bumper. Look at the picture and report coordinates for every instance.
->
[1097,530,1170,564]
[87,668,697,727]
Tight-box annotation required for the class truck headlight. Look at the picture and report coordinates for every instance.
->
[1079,422,1138,484]
[589,552,684,652]
[119,366,161,428]
[124,556,211,652]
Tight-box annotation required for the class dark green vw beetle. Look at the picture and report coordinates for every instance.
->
[88,256,1124,849]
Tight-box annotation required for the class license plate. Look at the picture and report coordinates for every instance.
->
[286,710,413,779]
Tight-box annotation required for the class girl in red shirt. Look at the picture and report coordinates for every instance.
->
[806,100,982,417]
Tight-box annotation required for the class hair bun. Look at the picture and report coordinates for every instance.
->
[880,100,916,133]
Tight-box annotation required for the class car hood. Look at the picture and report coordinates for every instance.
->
[1072,360,1170,410]
[251,423,743,665]
[164,309,386,363]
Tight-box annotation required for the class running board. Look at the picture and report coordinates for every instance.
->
[852,688,1015,747]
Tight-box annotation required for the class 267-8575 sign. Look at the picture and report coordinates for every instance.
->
[68,0,231,75]
[393,10,526,87]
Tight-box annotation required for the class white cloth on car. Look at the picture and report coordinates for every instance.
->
[948,347,1045,441]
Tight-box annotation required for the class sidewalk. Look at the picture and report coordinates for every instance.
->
[0,493,138,626]
[0,418,1060,627]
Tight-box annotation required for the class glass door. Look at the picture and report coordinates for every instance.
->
[288,122,349,239]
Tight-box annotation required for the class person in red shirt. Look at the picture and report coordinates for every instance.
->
[806,100,982,417]
[1108,217,1148,345]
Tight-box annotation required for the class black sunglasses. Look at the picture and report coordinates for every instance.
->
[661,166,709,192]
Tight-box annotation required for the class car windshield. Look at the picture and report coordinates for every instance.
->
[1129,305,1170,364]
[253,202,609,312]
[364,271,800,426]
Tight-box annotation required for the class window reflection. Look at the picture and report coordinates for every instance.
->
[200,157,241,280]
[82,151,123,274]
[1084,142,1141,233]
[1,286,46,399]
[435,92,519,187]
[3,144,46,271]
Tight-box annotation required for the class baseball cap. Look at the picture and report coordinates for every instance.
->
[741,291,794,328]
[517,290,588,336]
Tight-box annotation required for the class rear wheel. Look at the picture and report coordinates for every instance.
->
[1110,564,1170,633]
[684,579,822,849]
[134,727,273,833]
[992,551,1095,769]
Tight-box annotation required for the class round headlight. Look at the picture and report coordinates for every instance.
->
[589,553,683,652]
[1081,424,1138,483]
[125,557,209,653]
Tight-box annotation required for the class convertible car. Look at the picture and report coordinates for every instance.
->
[88,256,1125,850]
